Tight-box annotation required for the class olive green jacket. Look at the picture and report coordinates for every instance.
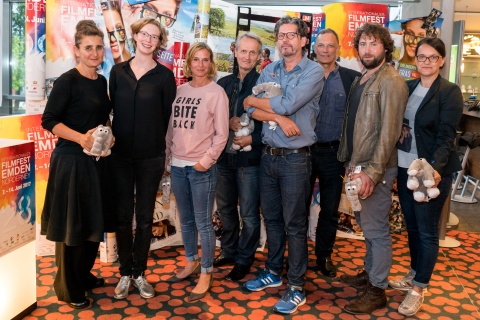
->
[338,62,408,185]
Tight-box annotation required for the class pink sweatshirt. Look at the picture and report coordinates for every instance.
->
[166,81,229,169]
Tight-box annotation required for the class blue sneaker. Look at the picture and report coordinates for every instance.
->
[273,286,306,314]
[245,271,282,291]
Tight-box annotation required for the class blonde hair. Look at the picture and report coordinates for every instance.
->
[131,18,167,56]
[183,42,217,79]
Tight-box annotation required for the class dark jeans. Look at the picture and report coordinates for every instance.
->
[397,167,452,288]
[109,153,165,278]
[260,150,311,288]
[309,144,344,261]
[216,162,260,267]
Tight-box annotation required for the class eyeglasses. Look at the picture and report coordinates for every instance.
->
[140,6,176,28]
[137,30,160,42]
[404,33,425,45]
[277,32,298,40]
[107,29,126,42]
[415,54,441,63]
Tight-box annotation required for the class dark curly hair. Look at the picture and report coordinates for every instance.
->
[353,23,394,62]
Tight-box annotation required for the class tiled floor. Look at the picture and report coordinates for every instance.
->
[450,182,480,232]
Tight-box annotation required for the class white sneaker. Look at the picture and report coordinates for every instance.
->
[133,274,155,299]
[389,271,427,292]
[398,289,424,316]
[114,276,131,299]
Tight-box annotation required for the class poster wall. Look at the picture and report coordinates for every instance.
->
[0,140,36,258]
[320,3,389,72]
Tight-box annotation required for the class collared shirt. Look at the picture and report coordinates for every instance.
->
[315,64,346,142]
[248,53,323,149]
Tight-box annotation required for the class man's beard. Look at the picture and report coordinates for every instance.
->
[360,52,385,69]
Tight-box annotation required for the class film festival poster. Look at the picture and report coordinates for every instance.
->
[0,140,36,258]
[389,9,443,80]
[321,2,389,73]
[45,0,202,84]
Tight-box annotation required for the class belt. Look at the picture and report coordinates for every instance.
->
[265,146,310,156]
[315,140,340,148]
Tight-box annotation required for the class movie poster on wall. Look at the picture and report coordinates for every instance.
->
[0,140,36,258]
[25,0,47,114]
[389,12,443,80]
[46,0,201,80]
[321,3,389,72]
[0,115,58,256]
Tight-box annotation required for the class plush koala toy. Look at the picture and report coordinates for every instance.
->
[251,82,282,130]
[345,177,363,212]
[232,113,254,152]
[160,174,171,204]
[83,125,113,157]
[407,158,440,202]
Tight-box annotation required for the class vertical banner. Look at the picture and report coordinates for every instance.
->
[310,13,326,53]
[100,0,132,65]
[173,41,189,86]
[321,3,389,72]
[0,140,36,258]
[25,0,47,114]
[193,0,210,42]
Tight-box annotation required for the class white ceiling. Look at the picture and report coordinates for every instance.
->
[446,0,480,33]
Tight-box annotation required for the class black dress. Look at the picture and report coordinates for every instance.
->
[41,68,111,303]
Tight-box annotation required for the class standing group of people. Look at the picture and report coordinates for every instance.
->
[40,14,463,317]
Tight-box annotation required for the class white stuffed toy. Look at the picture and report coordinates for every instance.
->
[407,158,440,202]
[83,125,113,157]
[251,82,282,130]
[160,174,171,204]
[345,177,363,212]
[232,113,254,152]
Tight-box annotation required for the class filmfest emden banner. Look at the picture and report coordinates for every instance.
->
[321,2,389,72]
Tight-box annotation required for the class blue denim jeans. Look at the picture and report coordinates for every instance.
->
[216,162,260,267]
[260,150,311,288]
[309,144,345,261]
[354,167,397,289]
[109,154,165,278]
[171,165,217,273]
[397,167,452,288]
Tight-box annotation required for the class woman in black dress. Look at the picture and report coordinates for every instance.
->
[41,20,111,309]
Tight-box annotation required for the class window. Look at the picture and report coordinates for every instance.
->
[1,0,25,116]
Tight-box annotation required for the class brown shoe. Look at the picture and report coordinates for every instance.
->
[340,269,369,287]
[344,282,387,314]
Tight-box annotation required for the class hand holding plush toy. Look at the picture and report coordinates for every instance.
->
[345,177,363,212]
[251,82,282,130]
[407,158,440,202]
[231,113,254,152]
[83,125,113,157]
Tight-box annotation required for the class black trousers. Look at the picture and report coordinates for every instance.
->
[54,241,99,303]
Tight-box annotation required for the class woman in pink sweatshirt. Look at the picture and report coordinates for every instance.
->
[165,42,229,301]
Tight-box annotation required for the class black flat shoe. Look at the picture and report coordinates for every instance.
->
[85,277,105,290]
[317,257,337,278]
[67,299,90,309]
[166,263,201,283]
[188,274,214,302]
[213,254,235,267]
[226,263,250,281]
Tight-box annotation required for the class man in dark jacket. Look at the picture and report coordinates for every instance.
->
[309,28,361,278]
[214,32,263,281]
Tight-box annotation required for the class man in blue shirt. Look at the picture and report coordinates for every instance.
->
[309,29,361,278]
[243,16,323,315]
